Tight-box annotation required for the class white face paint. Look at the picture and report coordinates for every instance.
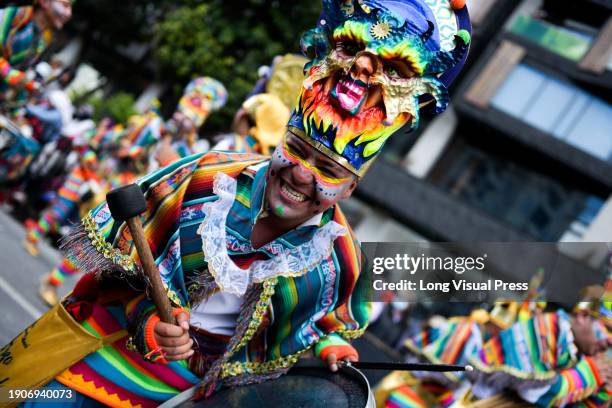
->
[265,132,356,222]
[270,141,354,205]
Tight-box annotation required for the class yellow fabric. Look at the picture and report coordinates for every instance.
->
[450,389,534,408]
[0,301,126,406]
[489,301,519,330]
[265,53,308,108]
[243,93,290,154]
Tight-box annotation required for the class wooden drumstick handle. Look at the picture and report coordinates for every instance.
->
[126,216,174,324]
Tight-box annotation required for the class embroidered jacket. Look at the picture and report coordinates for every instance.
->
[59,151,370,407]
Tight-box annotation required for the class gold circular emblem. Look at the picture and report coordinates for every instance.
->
[370,21,391,40]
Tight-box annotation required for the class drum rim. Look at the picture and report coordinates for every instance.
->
[159,360,375,408]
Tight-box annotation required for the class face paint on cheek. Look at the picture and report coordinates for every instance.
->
[270,144,293,175]
[314,177,353,206]
[275,206,283,217]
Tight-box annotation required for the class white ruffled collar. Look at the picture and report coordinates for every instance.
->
[197,172,347,296]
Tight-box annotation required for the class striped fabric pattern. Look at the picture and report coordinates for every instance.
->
[386,384,428,408]
[0,7,48,92]
[384,380,460,408]
[59,151,368,406]
[27,166,97,244]
[534,356,610,408]
[49,256,78,286]
[56,303,199,408]
[471,311,576,380]
[404,318,483,382]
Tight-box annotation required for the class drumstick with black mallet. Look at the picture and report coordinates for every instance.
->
[106,184,174,324]
[299,359,473,372]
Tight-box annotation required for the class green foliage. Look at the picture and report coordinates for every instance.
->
[153,0,321,132]
[90,92,138,125]
[69,0,174,46]
[68,0,321,132]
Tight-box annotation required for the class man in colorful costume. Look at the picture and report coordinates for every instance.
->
[5,0,470,406]
[0,0,73,107]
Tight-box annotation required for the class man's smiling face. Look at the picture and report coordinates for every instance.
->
[265,131,357,225]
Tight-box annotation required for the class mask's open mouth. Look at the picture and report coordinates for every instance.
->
[331,75,368,115]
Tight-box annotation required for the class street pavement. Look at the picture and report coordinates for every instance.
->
[0,209,77,345]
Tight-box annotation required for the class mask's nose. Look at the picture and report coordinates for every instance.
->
[350,53,378,83]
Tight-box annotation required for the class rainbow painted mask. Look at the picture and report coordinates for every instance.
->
[288,0,471,176]
[177,77,228,128]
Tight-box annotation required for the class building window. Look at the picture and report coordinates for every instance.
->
[491,64,612,162]
[430,139,605,241]
[509,15,594,61]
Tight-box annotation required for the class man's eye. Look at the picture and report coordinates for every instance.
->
[336,40,364,57]
[318,166,338,177]
[288,143,304,156]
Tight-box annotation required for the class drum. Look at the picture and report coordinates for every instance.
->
[160,359,375,408]
[0,115,40,183]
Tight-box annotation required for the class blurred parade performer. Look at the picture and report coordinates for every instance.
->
[33,149,142,307]
[214,92,291,155]
[2,0,471,406]
[27,79,227,307]
[120,105,164,165]
[0,0,73,202]
[22,149,100,257]
[376,270,612,407]
[0,0,73,108]
[154,76,227,168]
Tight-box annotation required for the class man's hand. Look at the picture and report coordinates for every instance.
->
[153,312,194,361]
[325,352,358,372]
